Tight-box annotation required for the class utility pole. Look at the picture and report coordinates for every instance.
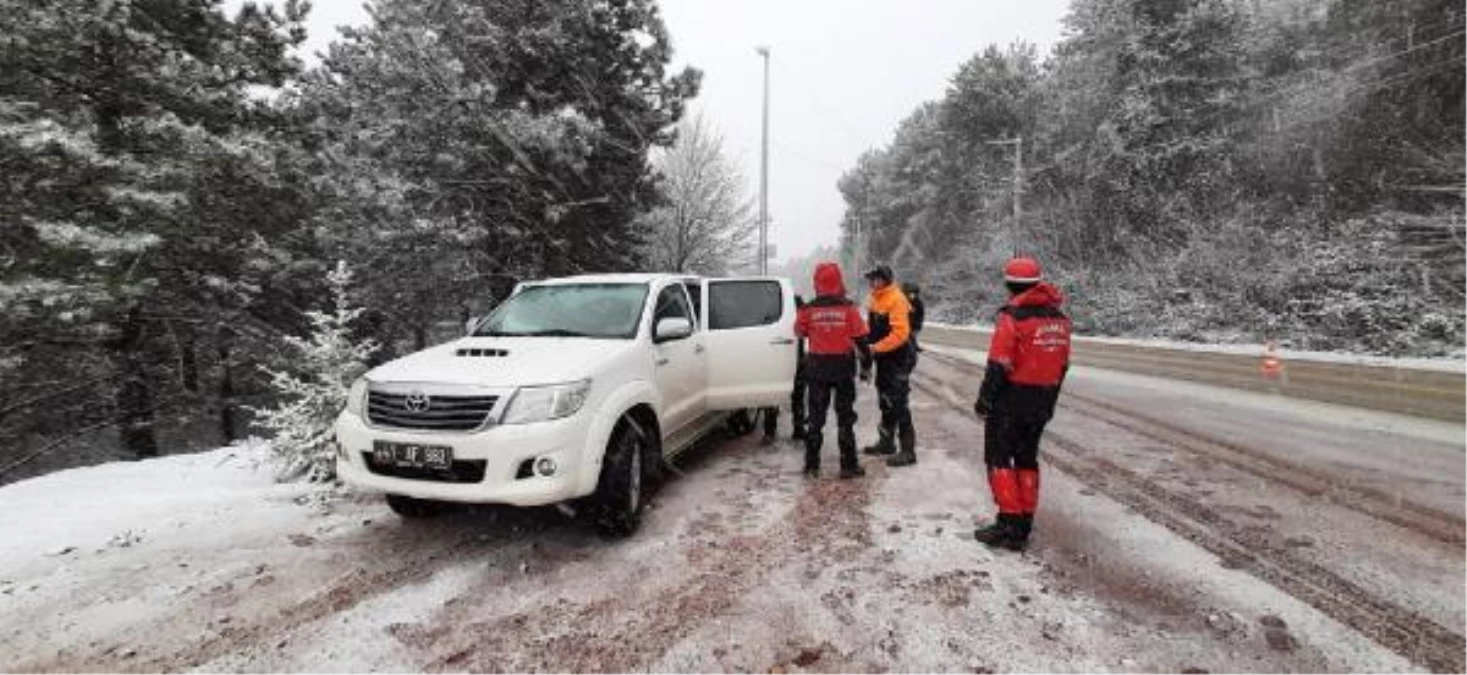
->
[986,136,1023,253]
[756,45,771,275]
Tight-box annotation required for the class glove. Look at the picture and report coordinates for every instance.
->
[973,400,990,419]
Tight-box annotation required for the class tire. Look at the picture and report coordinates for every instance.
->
[723,409,757,438]
[385,494,447,519]
[589,418,649,537]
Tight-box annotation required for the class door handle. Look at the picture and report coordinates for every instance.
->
[769,337,795,345]
[694,344,705,354]
[656,358,669,366]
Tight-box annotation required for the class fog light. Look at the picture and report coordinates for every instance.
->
[535,457,557,476]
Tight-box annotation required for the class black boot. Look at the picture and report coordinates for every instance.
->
[792,426,806,442]
[803,437,821,478]
[974,514,1024,551]
[862,428,895,455]
[839,465,865,479]
[886,425,916,467]
[1011,514,1033,549]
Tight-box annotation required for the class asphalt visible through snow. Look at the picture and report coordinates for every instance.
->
[3,349,1463,673]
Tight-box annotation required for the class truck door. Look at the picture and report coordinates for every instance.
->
[702,278,798,410]
[650,282,706,435]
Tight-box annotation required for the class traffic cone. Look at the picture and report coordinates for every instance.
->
[1260,341,1285,381]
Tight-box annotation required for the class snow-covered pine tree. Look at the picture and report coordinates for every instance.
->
[253,262,378,484]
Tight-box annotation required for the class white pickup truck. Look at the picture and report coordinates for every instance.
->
[333,274,797,535]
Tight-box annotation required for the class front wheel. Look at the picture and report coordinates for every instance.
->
[588,418,648,537]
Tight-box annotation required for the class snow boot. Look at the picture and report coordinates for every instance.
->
[1012,514,1034,549]
[974,514,1025,551]
[886,426,917,467]
[803,465,820,479]
[839,464,866,480]
[792,426,807,442]
[862,428,895,456]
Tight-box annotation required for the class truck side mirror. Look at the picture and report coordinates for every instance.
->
[654,317,693,343]
[464,316,480,336]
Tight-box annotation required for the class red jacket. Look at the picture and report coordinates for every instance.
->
[977,282,1071,418]
[795,263,870,381]
[988,283,1071,386]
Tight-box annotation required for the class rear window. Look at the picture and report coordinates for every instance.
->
[708,280,782,330]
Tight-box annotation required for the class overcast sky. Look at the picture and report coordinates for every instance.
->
[292,1,1073,262]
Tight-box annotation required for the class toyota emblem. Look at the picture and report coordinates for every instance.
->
[404,390,431,413]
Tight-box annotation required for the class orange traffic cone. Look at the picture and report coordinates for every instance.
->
[1260,341,1285,379]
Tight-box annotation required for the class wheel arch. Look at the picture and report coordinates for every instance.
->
[575,380,661,495]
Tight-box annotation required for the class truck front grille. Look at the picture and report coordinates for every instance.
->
[366,390,499,431]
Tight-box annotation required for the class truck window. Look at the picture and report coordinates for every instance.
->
[708,280,782,330]
[654,285,694,327]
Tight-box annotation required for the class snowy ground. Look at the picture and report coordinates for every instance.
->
[1,353,1462,673]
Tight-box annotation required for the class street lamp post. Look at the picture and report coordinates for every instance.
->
[756,45,770,275]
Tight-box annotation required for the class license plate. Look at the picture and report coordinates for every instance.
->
[372,441,453,470]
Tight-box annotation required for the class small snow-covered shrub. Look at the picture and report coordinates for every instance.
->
[252,262,378,483]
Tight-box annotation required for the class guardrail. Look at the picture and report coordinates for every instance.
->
[922,324,1465,423]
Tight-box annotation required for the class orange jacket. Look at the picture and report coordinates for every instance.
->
[865,284,912,354]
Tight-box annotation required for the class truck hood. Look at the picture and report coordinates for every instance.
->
[365,337,637,388]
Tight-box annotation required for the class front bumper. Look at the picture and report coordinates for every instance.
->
[334,411,594,506]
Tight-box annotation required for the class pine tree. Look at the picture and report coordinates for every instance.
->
[253,261,378,483]
[299,0,701,347]
[0,0,309,459]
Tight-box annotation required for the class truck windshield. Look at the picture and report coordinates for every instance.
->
[474,283,649,339]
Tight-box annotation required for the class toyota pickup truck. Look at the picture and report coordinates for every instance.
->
[333,274,797,535]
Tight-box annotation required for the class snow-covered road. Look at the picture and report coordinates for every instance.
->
[1,351,1461,672]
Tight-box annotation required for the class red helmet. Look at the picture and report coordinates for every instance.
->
[1003,257,1043,283]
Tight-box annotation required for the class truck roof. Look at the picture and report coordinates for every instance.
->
[528,273,690,286]
[528,273,789,286]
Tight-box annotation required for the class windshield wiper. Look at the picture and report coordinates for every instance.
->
[521,329,594,337]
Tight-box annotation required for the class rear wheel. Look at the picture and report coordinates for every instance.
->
[589,418,648,537]
[385,494,448,519]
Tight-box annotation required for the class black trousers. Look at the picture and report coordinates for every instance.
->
[804,377,858,469]
[983,414,1046,470]
[875,349,915,444]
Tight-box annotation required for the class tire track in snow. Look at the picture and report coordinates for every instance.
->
[392,439,881,672]
[925,351,1465,546]
[913,354,1466,673]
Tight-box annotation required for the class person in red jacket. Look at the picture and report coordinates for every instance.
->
[973,257,1072,550]
[795,262,872,478]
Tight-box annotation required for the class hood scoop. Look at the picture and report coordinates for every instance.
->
[455,347,509,357]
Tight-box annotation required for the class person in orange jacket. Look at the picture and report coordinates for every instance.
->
[973,257,1072,551]
[860,264,918,467]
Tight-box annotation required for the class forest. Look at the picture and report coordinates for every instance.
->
[0,0,700,480]
[838,0,1464,358]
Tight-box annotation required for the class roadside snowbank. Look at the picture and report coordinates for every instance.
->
[0,442,313,575]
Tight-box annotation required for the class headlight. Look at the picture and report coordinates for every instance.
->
[345,377,368,417]
[501,380,592,425]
